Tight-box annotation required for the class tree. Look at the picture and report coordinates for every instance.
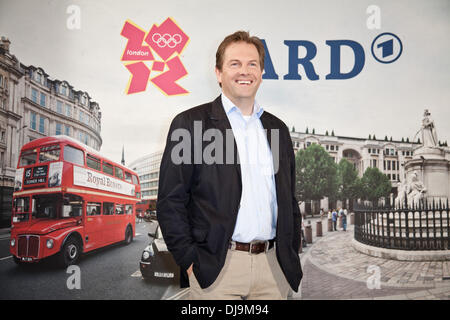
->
[331,130,335,136]
[337,159,360,210]
[325,130,329,136]
[360,167,391,204]
[295,144,339,211]
[306,127,309,134]
[373,134,376,140]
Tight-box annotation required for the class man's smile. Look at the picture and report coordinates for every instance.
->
[236,80,253,85]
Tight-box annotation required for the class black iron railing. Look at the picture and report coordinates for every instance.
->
[354,199,450,250]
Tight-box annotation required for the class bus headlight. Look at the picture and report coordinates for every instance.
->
[46,239,54,249]
[10,239,15,247]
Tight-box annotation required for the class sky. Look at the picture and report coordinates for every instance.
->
[0,0,449,165]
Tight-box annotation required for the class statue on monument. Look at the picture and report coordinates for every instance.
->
[395,171,427,207]
[414,109,438,148]
[407,171,426,206]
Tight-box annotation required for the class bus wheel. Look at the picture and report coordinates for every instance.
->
[57,237,81,268]
[124,226,133,245]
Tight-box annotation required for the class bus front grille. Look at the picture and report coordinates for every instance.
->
[17,235,40,258]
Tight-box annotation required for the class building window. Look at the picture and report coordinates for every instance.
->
[31,88,38,103]
[65,125,70,136]
[39,116,45,134]
[40,92,46,107]
[35,71,41,84]
[57,100,63,114]
[65,104,72,117]
[55,122,62,135]
[79,110,84,123]
[30,112,37,130]
[60,83,67,96]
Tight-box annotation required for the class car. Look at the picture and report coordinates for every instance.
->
[139,222,179,284]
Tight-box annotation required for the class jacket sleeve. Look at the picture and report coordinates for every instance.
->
[156,113,197,271]
[287,129,301,253]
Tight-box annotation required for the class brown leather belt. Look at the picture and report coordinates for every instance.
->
[229,239,275,254]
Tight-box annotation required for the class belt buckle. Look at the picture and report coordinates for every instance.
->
[248,240,258,255]
[249,240,266,255]
[229,241,237,251]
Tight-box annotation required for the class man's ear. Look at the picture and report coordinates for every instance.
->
[215,67,222,86]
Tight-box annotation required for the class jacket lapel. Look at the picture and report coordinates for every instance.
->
[209,96,241,179]
[260,112,281,178]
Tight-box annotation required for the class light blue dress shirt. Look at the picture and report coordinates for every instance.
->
[221,94,278,242]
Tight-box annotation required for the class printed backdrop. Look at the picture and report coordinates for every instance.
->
[0,0,449,164]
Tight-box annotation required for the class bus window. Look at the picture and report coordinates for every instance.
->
[14,197,30,213]
[19,149,37,167]
[64,145,84,166]
[103,202,114,215]
[132,175,139,185]
[125,172,133,183]
[103,162,113,176]
[39,145,61,163]
[87,202,101,216]
[87,154,101,171]
[125,204,133,215]
[32,194,57,219]
[62,195,82,217]
[13,197,30,222]
[114,167,124,180]
[115,204,124,215]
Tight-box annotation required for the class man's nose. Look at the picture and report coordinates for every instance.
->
[239,65,250,75]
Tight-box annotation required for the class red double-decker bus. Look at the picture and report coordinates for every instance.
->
[9,135,141,267]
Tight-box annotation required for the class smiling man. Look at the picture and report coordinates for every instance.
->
[157,31,302,300]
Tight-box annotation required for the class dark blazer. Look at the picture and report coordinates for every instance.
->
[157,96,303,291]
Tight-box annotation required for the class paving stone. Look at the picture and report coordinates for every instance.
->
[294,217,450,300]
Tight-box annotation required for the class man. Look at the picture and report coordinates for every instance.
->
[332,209,338,231]
[157,31,302,300]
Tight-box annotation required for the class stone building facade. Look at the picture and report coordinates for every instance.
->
[0,37,102,227]
[290,130,419,213]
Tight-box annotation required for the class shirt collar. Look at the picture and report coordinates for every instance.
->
[221,93,264,118]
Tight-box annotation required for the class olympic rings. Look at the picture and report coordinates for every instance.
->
[151,33,182,48]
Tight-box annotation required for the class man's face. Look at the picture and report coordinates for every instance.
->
[215,41,263,104]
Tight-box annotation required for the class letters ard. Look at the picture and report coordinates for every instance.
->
[262,39,366,81]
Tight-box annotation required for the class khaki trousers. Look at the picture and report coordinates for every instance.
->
[189,245,290,300]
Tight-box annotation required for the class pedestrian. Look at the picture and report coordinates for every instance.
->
[332,209,338,231]
[157,31,302,300]
[342,209,347,232]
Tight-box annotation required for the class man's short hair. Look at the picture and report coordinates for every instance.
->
[215,31,265,71]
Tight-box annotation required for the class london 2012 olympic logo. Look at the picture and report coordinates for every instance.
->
[152,33,182,48]
[120,17,189,96]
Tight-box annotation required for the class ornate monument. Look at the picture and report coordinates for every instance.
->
[402,109,450,205]
[354,110,450,261]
